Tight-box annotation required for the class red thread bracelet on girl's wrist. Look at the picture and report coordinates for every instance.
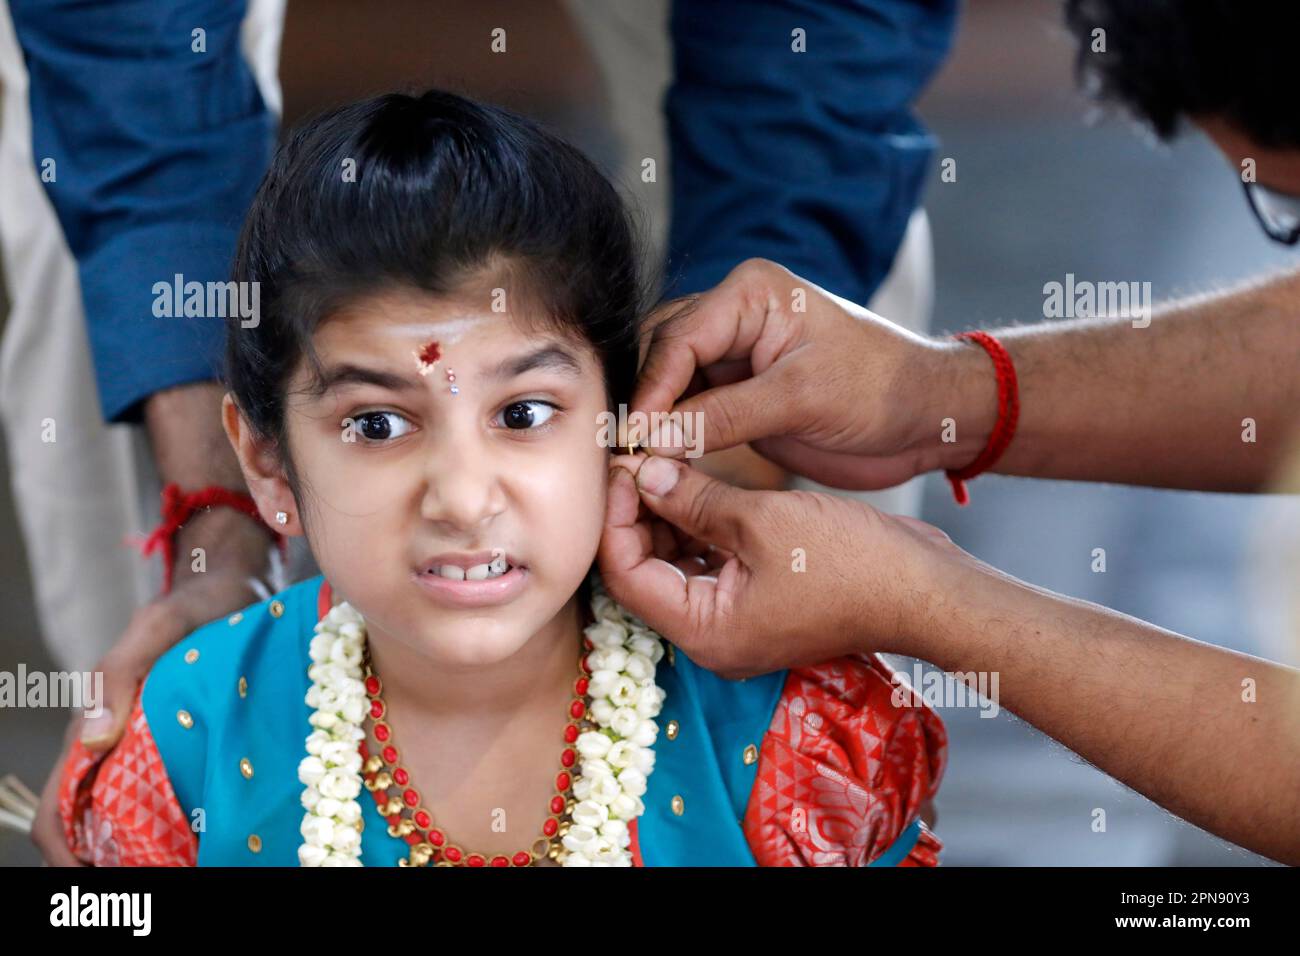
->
[134,483,286,594]
[944,330,1019,506]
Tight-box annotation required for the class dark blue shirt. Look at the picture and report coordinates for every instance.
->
[10,0,275,423]
[666,0,957,304]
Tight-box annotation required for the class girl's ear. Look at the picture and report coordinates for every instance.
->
[221,393,302,537]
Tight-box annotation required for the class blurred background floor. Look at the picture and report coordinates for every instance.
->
[3,0,1294,865]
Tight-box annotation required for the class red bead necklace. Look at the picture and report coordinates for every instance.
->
[358,641,596,867]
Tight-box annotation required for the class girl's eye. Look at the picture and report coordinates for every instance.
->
[352,411,412,443]
[498,400,556,431]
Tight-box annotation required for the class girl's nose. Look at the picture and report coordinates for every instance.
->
[418,440,506,532]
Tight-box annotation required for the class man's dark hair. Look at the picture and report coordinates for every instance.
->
[1064,1,1300,148]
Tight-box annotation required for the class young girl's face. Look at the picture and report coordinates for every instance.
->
[281,285,611,666]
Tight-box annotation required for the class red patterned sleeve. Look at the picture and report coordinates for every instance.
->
[58,687,198,866]
[742,653,948,866]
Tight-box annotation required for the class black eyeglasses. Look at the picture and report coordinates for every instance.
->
[1242,179,1300,246]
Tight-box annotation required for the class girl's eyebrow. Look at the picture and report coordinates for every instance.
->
[317,363,421,394]
[487,344,584,381]
[316,345,583,395]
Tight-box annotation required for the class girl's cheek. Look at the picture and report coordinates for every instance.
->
[512,431,605,517]
[288,425,423,525]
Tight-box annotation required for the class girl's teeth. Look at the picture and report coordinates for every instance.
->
[430,560,513,581]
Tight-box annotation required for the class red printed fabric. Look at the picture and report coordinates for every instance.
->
[743,653,948,866]
[59,688,198,866]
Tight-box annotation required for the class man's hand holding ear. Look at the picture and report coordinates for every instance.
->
[632,257,996,490]
[599,453,972,678]
[600,257,992,673]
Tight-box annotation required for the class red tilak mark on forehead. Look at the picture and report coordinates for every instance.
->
[413,340,441,377]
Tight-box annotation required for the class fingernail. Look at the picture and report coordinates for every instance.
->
[80,709,114,744]
[638,456,680,496]
[648,420,685,457]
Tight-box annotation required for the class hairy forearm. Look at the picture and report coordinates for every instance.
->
[934,268,1300,492]
[908,556,1300,864]
[143,382,271,608]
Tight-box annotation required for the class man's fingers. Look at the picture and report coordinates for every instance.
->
[79,673,132,752]
[602,459,685,580]
[650,517,681,563]
[638,293,701,350]
[631,269,772,425]
[701,544,733,571]
[599,464,698,635]
[609,457,692,564]
[699,358,753,389]
[630,332,706,437]
[81,647,154,751]
[602,460,655,566]
[630,456,753,554]
[659,371,800,458]
[673,556,711,578]
[749,435,918,491]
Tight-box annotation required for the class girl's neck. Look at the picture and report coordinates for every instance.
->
[363,594,587,724]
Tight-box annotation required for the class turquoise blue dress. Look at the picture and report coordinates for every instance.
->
[66,574,933,866]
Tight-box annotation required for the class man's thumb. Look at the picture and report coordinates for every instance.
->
[79,672,136,751]
[634,456,749,552]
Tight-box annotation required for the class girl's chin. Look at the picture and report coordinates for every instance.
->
[417,630,535,667]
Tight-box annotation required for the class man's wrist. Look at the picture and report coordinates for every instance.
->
[873,533,1008,666]
[144,382,247,487]
[912,338,1001,475]
[143,380,275,595]
[169,506,274,599]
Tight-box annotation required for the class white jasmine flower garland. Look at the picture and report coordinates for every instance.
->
[298,579,664,866]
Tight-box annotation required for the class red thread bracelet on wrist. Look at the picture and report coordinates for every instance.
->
[135,483,286,594]
[944,330,1019,506]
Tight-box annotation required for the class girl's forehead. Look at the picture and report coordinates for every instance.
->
[387,314,491,346]
[312,294,601,374]
[319,298,506,347]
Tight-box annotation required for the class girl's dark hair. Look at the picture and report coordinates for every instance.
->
[225,88,649,451]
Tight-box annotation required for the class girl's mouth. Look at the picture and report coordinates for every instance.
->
[412,552,529,608]
[425,552,511,581]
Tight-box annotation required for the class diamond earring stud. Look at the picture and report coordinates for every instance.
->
[275,511,288,526]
